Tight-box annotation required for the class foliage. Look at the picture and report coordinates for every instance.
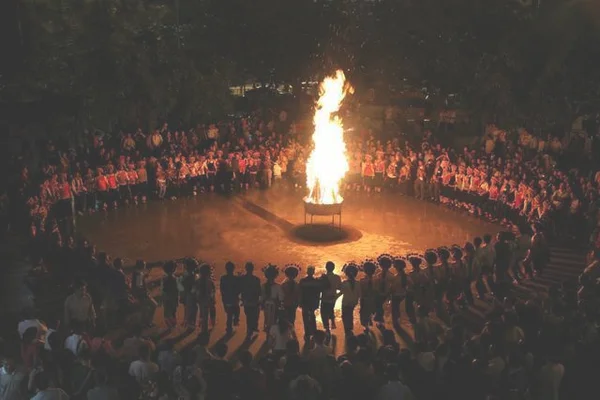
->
[2,0,600,134]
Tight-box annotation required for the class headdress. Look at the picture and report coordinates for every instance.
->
[342,262,359,278]
[437,246,451,261]
[450,245,463,260]
[198,263,213,277]
[392,256,407,271]
[377,254,393,269]
[284,263,301,279]
[424,249,438,265]
[184,257,199,273]
[361,259,378,275]
[262,264,279,280]
[407,253,427,271]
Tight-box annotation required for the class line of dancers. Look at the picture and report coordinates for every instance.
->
[161,243,499,341]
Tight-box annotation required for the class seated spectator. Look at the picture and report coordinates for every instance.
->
[64,321,90,357]
[86,370,119,400]
[128,343,158,384]
[31,370,70,400]
[67,348,94,399]
[0,355,28,400]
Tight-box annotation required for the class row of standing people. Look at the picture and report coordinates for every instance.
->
[159,231,546,342]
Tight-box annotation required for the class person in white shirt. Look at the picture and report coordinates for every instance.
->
[537,358,564,400]
[268,317,295,355]
[128,343,158,384]
[64,321,89,357]
[376,364,415,400]
[63,281,96,331]
[338,263,361,335]
[30,371,69,400]
[262,265,283,333]
[0,356,28,400]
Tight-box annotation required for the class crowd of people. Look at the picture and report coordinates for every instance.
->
[1,109,600,400]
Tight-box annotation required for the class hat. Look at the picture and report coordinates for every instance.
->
[424,249,438,265]
[377,254,393,269]
[361,259,378,275]
[262,264,279,280]
[284,264,301,279]
[198,263,213,277]
[392,257,407,271]
[185,257,199,272]
[437,247,451,261]
[407,254,426,271]
[342,262,359,278]
[450,245,463,260]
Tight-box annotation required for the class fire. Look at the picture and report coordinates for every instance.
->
[304,70,352,205]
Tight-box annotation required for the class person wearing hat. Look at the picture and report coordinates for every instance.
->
[281,265,301,327]
[375,254,394,328]
[300,266,321,340]
[220,261,241,334]
[359,260,378,332]
[339,263,361,335]
[161,261,179,330]
[261,264,282,333]
[390,257,410,327]
[196,263,216,332]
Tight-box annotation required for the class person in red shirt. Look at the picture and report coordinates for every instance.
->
[362,154,375,193]
[95,168,109,210]
[116,164,131,204]
[106,165,119,208]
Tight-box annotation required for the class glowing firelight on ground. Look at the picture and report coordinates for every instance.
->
[304,70,352,205]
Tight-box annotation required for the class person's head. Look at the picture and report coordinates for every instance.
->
[225,261,235,274]
[33,370,52,391]
[98,252,108,265]
[277,316,289,332]
[384,363,400,382]
[138,343,151,361]
[245,262,254,275]
[1,356,16,373]
[195,331,210,348]
[78,347,92,364]
[94,369,109,386]
[163,261,176,275]
[286,339,300,355]
[313,330,326,346]
[239,350,253,368]
[22,326,38,344]
[213,342,228,359]
[483,234,492,244]
[325,261,335,273]
[474,237,482,248]
[135,260,146,271]
[378,254,393,270]
[307,266,315,277]
[131,324,143,338]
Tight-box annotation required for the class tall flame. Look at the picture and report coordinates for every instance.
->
[304,70,351,205]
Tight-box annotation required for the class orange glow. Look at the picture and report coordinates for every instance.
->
[304,70,352,205]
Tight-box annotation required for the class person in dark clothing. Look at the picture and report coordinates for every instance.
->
[233,351,266,400]
[299,266,321,340]
[240,262,261,340]
[220,261,240,334]
[162,261,179,330]
[492,232,512,301]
